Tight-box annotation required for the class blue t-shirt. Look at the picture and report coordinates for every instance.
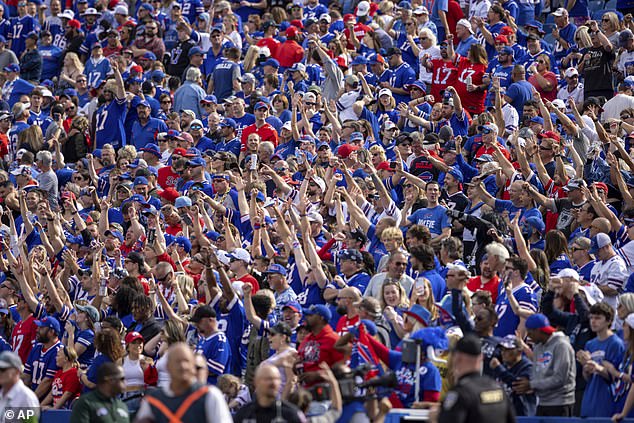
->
[25,341,63,390]
[494,283,537,337]
[581,334,625,417]
[505,80,533,117]
[408,205,450,237]
[131,117,168,149]
[40,45,64,81]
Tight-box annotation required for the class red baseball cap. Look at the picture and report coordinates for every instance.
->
[500,26,515,35]
[125,331,144,344]
[538,130,561,143]
[68,19,81,29]
[337,144,359,159]
[495,35,509,44]
[594,182,608,193]
[286,25,299,37]
[344,13,356,22]
[376,161,392,171]
[158,187,180,203]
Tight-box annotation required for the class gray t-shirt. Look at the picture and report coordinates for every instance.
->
[37,169,59,210]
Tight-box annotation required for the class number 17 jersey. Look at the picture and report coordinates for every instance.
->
[430,59,458,104]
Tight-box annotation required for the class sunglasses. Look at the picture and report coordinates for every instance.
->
[539,145,552,151]
[190,125,203,130]
[622,115,632,119]
[161,100,171,104]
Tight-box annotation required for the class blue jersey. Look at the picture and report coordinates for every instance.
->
[553,23,577,62]
[3,78,35,108]
[233,113,255,140]
[8,121,29,161]
[9,15,39,57]
[388,63,416,106]
[483,22,505,60]
[549,254,572,275]
[131,117,168,149]
[396,32,420,75]
[494,201,543,230]
[494,283,537,337]
[181,0,204,25]
[0,19,11,42]
[408,205,450,237]
[25,341,62,390]
[213,59,240,101]
[196,331,231,385]
[386,354,441,408]
[581,334,625,417]
[419,270,446,302]
[28,110,46,127]
[485,64,514,106]
[214,297,249,376]
[505,80,533,117]
[84,57,111,88]
[75,328,96,366]
[304,3,328,19]
[40,45,64,81]
[43,17,65,49]
[95,98,127,149]
[344,272,371,294]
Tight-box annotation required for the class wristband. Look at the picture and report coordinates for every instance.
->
[292,241,300,249]
[253,224,261,230]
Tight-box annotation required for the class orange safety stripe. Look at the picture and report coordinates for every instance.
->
[145,386,209,423]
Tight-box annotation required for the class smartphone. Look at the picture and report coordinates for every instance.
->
[147,228,156,245]
[389,161,397,170]
[182,215,193,226]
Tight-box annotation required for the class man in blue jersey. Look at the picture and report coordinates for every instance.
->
[494,256,537,337]
[2,64,34,108]
[94,60,127,149]
[23,316,63,400]
[551,8,577,64]
[131,100,168,149]
[9,1,39,58]
[8,103,30,162]
[190,305,231,385]
[380,47,416,106]
[39,31,63,82]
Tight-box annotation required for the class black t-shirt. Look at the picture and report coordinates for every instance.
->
[233,400,305,423]
[583,46,616,94]
[554,198,586,238]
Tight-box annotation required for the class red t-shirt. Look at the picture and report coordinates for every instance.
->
[335,314,360,337]
[165,223,183,236]
[11,314,37,363]
[475,144,511,161]
[233,274,260,294]
[276,40,305,68]
[157,166,180,190]
[344,23,373,50]
[298,325,344,374]
[467,275,501,303]
[257,38,281,58]
[454,56,487,115]
[241,123,279,147]
[430,59,458,103]
[51,367,81,408]
[528,71,558,102]
[447,0,465,38]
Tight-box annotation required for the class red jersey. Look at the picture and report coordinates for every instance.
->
[454,57,487,115]
[157,166,180,190]
[233,274,260,294]
[51,367,81,408]
[11,314,37,363]
[241,123,279,147]
[430,59,458,103]
[275,40,304,68]
[467,275,501,303]
[344,23,373,50]
[336,314,360,337]
[257,37,280,58]
[298,325,344,374]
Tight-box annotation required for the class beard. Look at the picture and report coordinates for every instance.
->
[336,305,347,316]
[37,332,50,344]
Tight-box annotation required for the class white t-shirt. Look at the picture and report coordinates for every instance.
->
[418,46,442,83]
[590,254,629,310]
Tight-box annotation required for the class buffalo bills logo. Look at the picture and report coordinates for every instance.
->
[537,352,553,368]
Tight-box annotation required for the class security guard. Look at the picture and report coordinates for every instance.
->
[438,334,516,423]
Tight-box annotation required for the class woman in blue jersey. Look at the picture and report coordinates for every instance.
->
[380,280,411,348]
[64,303,97,368]
[545,230,572,275]
[375,89,400,125]
[611,313,634,420]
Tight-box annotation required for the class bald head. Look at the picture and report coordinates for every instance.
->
[590,218,610,237]
[254,363,282,403]
[341,287,362,302]
[167,343,196,386]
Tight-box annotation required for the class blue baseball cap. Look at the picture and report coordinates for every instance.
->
[317,142,331,150]
[405,80,427,93]
[105,229,124,242]
[350,132,364,142]
[141,51,157,61]
[254,101,269,110]
[282,301,302,314]
[261,58,280,68]
[590,232,611,255]
[140,143,161,157]
[448,167,463,183]
[151,70,165,81]
[303,304,332,321]
[205,230,222,241]
[265,263,288,276]
[219,118,237,129]
[404,304,431,326]
[350,56,368,66]
[3,64,19,73]
[188,46,204,57]
[500,46,514,56]
[133,176,148,186]
[136,100,150,108]
[175,196,192,208]
[0,35,6,44]
[187,157,206,167]
[525,216,545,234]
[201,95,217,104]
[35,316,61,335]
[340,249,364,263]
[525,20,545,34]
[174,236,192,253]
[525,313,556,333]
[140,3,153,11]
[530,116,544,125]
[128,194,147,204]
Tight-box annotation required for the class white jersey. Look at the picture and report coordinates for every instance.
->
[590,255,629,310]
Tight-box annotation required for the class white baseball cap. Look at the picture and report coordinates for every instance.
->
[456,18,474,34]
[356,0,370,16]
[564,67,579,78]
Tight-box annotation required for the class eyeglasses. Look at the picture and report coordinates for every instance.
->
[406,22,416,26]
[539,145,552,151]
[602,18,611,22]
[161,100,171,104]
[504,266,516,271]
[439,45,448,50]
[190,125,203,130]
[394,262,408,266]
[403,184,413,188]
[305,102,316,106]
[343,125,354,129]
[537,60,546,64]
[623,115,632,119]
[421,37,428,41]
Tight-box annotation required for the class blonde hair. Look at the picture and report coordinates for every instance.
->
[64,52,84,74]
[410,278,439,321]
[380,280,410,309]
[176,274,195,302]
[574,26,592,49]
[381,226,404,243]
[17,125,44,152]
[369,145,387,162]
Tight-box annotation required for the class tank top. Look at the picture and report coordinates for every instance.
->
[123,356,144,388]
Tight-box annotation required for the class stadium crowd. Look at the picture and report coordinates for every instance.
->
[4,0,634,421]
